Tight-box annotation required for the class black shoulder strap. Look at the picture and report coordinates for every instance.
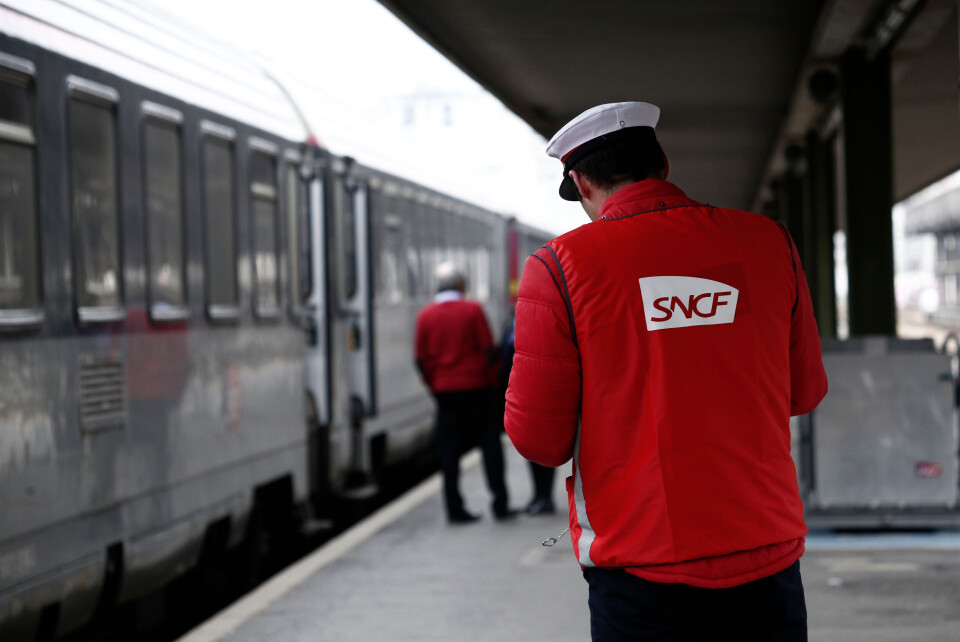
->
[531,245,578,347]
[775,222,799,318]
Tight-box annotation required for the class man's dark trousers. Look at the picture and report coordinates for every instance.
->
[583,561,807,641]
[435,388,509,518]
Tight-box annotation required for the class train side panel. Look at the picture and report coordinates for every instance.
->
[0,29,308,638]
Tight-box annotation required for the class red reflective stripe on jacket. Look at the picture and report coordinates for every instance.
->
[415,299,497,393]
[504,179,827,584]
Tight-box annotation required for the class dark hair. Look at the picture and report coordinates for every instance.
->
[569,127,666,191]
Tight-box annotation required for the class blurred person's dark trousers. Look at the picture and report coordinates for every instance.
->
[529,462,555,502]
[435,388,508,518]
[583,561,807,641]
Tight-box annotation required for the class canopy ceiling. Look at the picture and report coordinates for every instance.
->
[377,0,958,211]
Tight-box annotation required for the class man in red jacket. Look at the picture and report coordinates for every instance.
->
[504,102,827,641]
[416,263,516,523]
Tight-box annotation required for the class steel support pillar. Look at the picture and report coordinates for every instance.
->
[762,184,781,222]
[840,47,896,335]
[781,169,805,261]
[805,130,837,338]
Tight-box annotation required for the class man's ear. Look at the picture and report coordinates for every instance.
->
[569,170,592,201]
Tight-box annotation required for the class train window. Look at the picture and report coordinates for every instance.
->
[402,197,419,298]
[0,57,34,126]
[285,158,311,309]
[335,176,358,300]
[0,56,41,325]
[423,201,441,295]
[374,189,404,304]
[369,187,381,301]
[249,142,279,317]
[474,221,492,301]
[68,76,123,322]
[201,122,238,320]
[142,103,187,320]
[416,200,431,295]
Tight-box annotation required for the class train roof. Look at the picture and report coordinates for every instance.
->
[0,0,556,234]
[0,0,306,141]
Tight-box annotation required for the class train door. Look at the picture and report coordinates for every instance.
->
[329,159,376,494]
[298,152,340,502]
[300,157,329,424]
[333,166,374,416]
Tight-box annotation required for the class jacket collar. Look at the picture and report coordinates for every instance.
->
[434,290,464,304]
[598,179,699,221]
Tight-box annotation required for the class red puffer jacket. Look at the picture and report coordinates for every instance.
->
[505,179,827,584]
[415,295,498,393]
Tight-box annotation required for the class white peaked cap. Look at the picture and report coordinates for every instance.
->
[546,102,660,161]
[545,102,661,201]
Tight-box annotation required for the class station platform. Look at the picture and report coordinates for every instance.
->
[180,439,960,642]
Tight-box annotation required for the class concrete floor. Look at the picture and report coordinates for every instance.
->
[184,439,960,642]
[804,546,960,641]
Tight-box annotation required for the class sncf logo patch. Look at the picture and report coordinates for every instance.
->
[638,276,739,331]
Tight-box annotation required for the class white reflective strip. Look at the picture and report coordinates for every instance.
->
[573,423,595,567]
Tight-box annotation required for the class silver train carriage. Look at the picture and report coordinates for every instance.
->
[0,1,556,639]
[0,1,317,638]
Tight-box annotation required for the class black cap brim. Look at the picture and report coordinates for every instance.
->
[559,174,581,201]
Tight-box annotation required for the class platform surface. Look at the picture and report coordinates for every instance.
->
[181,439,960,642]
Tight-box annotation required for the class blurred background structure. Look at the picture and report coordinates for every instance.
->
[366,0,960,527]
[156,0,960,341]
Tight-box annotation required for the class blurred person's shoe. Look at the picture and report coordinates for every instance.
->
[525,498,555,516]
[493,506,520,521]
[449,510,480,524]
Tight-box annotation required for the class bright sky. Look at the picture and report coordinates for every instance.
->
[146,0,585,236]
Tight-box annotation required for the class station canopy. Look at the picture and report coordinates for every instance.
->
[377,0,960,212]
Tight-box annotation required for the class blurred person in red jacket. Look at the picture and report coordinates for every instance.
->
[504,102,827,641]
[415,263,517,524]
